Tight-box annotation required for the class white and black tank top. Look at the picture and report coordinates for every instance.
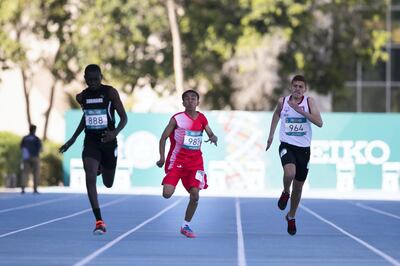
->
[279,95,312,147]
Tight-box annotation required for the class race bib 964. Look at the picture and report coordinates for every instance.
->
[285,117,306,136]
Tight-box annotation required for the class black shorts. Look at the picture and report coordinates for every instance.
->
[82,136,118,169]
[279,142,310,182]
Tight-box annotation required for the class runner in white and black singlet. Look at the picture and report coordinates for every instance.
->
[59,64,128,235]
[265,75,323,236]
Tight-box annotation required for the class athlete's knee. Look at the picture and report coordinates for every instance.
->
[292,181,304,194]
[162,185,175,198]
[190,194,199,203]
[292,186,302,194]
[163,187,174,199]
[283,164,296,178]
[102,176,115,188]
[189,189,199,203]
[163,191,173,199]
[103,181,113,188]
[85,175,97,186]
[283,174,295,181]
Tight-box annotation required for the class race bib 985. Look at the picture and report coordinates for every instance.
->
[183,130,202,150]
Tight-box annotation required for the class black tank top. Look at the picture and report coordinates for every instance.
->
[80,85,116,139]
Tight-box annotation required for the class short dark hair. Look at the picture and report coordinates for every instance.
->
[29,124,36,134]
[182,90,200,101]
[84,64,102,75]
[291,75,307,86]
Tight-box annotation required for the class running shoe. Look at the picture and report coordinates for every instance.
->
[93,220,106,235]
[180,225,196,238]
[286,215,296,235]
[277,192,290,210]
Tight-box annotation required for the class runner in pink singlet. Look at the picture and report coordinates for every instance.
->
[156,90,218,238]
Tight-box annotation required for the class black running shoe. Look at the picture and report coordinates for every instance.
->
[286,215,296,235]
[278,192,290,210]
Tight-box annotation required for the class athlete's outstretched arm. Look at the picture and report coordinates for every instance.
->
[204,125,218,146]
[156,118,176,168]
[59,115,85,153]
[266,97,283,151]
[101,88,128,143]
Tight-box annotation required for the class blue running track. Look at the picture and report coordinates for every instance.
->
[0,192,399,266]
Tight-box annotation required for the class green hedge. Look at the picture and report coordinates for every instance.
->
[0,131,63,187]
[0,132,21,187]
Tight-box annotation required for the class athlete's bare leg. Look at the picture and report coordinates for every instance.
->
[288,179,304,218]
[101,167,116,188]
[283,163,296,193]
[163,184,175,199]
[184,187,199,222]
[83,157,101,209]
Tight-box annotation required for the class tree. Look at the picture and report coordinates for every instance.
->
[239,0,388,108]
[165,0,184,96]
[178,0,246,109]
[67,0,173,95]
[0,0,76,140]
[0,0,390,115]
[34,0,75,140]
[0,0,37,126]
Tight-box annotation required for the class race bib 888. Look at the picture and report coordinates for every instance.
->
[85,109,108,130]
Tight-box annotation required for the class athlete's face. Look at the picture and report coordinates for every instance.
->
[290,80,306,99]
[182,92,199,111]
[84,70,102,89]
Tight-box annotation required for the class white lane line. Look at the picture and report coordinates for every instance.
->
[301,205,400,266]
[354,202,400,220]
[73,198,183,266]
[0,197,129,239]
[235,197,247,266]
[0,195,80,214]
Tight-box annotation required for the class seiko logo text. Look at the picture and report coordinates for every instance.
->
[310,140,390,165]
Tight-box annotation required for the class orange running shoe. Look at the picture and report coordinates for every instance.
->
[93,220,106,235]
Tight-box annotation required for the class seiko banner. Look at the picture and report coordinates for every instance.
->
[63,111,400,194]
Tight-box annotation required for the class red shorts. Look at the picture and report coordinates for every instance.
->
[162,166,208,192]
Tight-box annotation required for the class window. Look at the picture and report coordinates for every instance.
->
[362,87,386,112]
[391,49,400,81]
[362,60,386,81]
[391,86,400,111]
[332,87,356,112]
[392,11,400,45]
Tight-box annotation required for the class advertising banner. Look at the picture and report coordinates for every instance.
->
[63,111,400,195]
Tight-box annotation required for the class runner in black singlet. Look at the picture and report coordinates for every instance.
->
[60,64,128,235]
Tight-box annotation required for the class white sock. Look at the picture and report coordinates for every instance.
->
[182,221,190,227]
[287,215,295,220]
